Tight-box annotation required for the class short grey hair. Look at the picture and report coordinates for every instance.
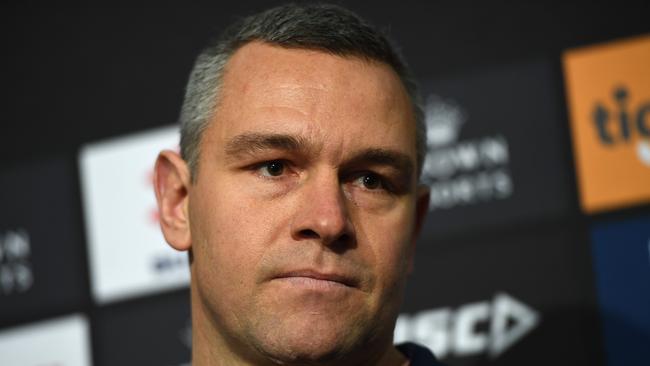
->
[179,3,425,180]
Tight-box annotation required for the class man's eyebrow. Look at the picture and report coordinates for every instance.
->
[345,148,414,178]
[224,132,310,158]
[224,133,414,176]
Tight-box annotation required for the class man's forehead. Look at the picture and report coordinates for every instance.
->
[203,41,418,161]
[219,42,408,106]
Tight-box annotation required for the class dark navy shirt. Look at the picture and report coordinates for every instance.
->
[396,342,444,365]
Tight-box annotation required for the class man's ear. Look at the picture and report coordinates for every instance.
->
[153,150,192,251]
[408,183,430,273]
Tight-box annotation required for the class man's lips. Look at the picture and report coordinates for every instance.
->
[272,270,358,288]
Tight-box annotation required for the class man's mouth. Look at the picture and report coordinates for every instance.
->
[273,270,358,289]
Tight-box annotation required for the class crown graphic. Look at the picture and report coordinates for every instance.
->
[424,95,466,148]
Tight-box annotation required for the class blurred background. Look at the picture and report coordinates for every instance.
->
[1,1,649,365]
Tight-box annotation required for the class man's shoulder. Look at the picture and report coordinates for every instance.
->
[395,342,444,366]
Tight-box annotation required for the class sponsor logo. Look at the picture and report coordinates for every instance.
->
[0,228,34,295]
[0,314,92,366]
[153,253,188,274]
[563,34,650,213]
[421,95,513,211]
[80,125,190,304]
[394,293,540,359]
[593,86,650,164]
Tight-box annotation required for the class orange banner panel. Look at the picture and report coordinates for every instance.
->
[563,35,650,213]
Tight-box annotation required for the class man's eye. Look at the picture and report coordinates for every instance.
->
[355,173,383,190]
[259,160,285,177]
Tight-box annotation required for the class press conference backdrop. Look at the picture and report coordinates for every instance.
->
[1,2,649,365]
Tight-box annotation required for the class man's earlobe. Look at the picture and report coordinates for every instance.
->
[153,150,192,251]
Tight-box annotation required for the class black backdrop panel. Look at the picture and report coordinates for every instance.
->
[419,60,576,237]
[399,225,602,366]
[0,157,87,326]
[92,289,191,366]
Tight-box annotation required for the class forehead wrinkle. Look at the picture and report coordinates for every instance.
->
[223,132,318,161]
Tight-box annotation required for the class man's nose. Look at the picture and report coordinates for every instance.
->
[290,172,355,248]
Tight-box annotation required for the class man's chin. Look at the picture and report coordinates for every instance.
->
[245,315,368,364]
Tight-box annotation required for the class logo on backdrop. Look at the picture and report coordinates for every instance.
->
[0,315,91,365]
[593,86,650,165]
[0,228,34,295]
[80,125,190,304]
[421,95,513,211]
[394,292,540,359]
[563,34,650,213]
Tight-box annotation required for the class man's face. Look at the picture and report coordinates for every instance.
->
[187,42,428,363]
